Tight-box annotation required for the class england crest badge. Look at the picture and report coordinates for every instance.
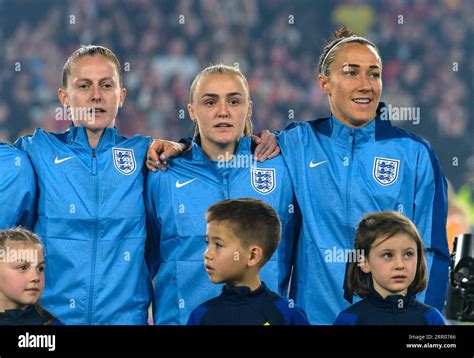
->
[251,168,276,195]
[372,157,400,186]
[113,148,137,175]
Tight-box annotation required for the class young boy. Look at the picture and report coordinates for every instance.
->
[187,198,309,325]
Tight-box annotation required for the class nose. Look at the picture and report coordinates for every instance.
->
[91,84,102,102]
[357,74,372,93]
[30,269,41,283]
[204,247,213,261]
[394,255,405,270]
[217,100,229,117]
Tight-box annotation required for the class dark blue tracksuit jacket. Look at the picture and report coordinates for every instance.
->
[333,289,446,325]
[187,283,310,325]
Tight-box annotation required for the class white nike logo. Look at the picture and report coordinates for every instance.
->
[175,178,197,188]
[54,156,75,164]
[309,160,328,168]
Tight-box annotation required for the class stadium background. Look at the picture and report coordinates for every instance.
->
[1,0,472,237]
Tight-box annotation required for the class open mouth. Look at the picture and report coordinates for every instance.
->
[205,265,214,273]
[89,108,106,114]
[214,123,233,129]
[352,98,372,105]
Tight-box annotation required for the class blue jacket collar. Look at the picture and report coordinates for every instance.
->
[67,125,120,152]
[316,102,396,145]
[222,282,267,299]
[0,305,51,325]
[367,288,417,311]
[190,135,253,162]
[329,110,376,146]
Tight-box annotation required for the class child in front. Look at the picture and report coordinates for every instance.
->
[0,228,61,325]
[187,198,309,325]
[334,211,445,325]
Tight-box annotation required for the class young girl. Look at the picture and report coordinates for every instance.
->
[0,228,60,325]
[334,211,446,325]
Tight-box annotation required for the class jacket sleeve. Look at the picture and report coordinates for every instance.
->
[289,305,311,325]
[414,143,449,312]
[13,134,33,152]
[17,156,37,229]
[425,308,446,325]
[275,122,305,180]
[274,298,311,325]
[12,136,37,230]
[186,305,208,325]
[333,311,358,325]
[144,171,162,279]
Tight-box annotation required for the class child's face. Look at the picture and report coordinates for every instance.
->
[0,242,45,311]
[204,221,249,286]
[361,233,417,298]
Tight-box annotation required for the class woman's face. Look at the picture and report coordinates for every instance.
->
[58,55,126,132]
[319,43,382,128]
[187,73,252,153]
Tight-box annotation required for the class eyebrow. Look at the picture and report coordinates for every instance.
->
[378,247,416,251]
[342,63,381,70]
[201,92,243,98]
[207,235,225,242]
[75,77,115,83]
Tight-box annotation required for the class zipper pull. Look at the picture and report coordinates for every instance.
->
[91,149,97,175]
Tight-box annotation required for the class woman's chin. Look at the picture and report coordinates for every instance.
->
[74,118,115,131]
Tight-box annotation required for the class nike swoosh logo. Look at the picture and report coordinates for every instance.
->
[54,156,75,164]
[309,160,328,168]
[175,178,197,188]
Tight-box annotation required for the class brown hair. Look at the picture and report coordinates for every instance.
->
[62,45,123,88]
[189,64,253,137]
[206,198,281,267]
[318,26,380,76]
[347,211,427,297]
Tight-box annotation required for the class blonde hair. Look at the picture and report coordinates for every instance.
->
[0,227,42,249]
[0,228,55,323]
[189,64,253,136]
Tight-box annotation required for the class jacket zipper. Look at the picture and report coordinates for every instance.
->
[345,129,355,241]
[87,148,98,324]
[222,173,229,199]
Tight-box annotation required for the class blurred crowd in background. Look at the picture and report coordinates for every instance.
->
[1,0,472,241]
